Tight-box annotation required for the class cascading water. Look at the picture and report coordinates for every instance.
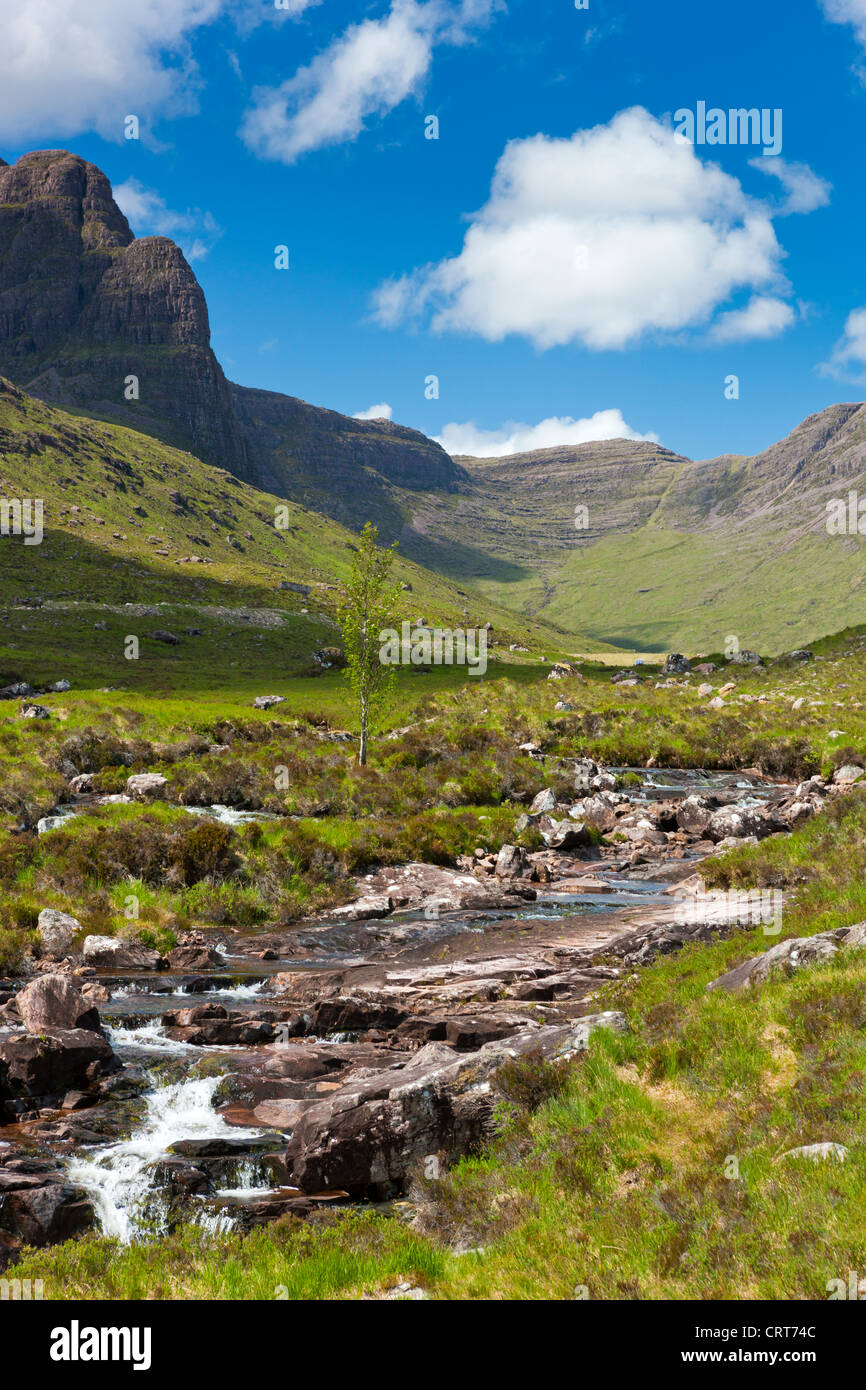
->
[66,1072,264,1243]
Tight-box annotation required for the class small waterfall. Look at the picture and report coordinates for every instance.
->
[66,1073,263,1243]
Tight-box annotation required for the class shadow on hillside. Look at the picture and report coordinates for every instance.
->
[398,528,528,585]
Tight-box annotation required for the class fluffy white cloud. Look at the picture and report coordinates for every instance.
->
[240,0,501,163]
[749,157,831,214]
[820,0,866,46]
[817,306,866,382]
[710,295,797,343]
[0,0,228,142]
[435,409,659,458]
[372,107,824,350]
[114,178,222,261]
[353,402,394,420]
[0,0,320,143]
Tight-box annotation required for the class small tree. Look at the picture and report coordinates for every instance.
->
[338,522,400,766]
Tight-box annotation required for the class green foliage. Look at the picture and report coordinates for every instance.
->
[337,522,401,764]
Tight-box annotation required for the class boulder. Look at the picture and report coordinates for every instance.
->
[126,772,168,799]
[313,647,347,670]
[0,1028,119,1102]
[706,805,769,842]
[309,998,407,1035]
[253,695,286,710]
[529,787,557,815]
[443,1017,523,1050]
[706,932,842,993]
[82,935,164,970]
[573,760,598,793]
[676,794,716,836]
[166,943,223,971]
[37,908,81,960]
[781,1143,847,1163]
[571,793,618,833]
[494,844,531,879]
[150,630,181,645]
[0,1167,94,1246]
[538,816,592,851]
[332,895,394,922]
[662,654,690,674]
[282,1014,626,1196]
[834,764,865,785]
[14,976,100,1034]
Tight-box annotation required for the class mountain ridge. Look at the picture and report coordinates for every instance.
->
[0,149,458,506]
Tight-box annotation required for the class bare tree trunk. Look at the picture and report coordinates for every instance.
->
[359,692,369,766]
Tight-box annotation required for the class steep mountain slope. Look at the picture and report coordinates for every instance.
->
[4,148,866,655]
[0,150,457,509]
[0,378,590,692]
[391,407,866,652]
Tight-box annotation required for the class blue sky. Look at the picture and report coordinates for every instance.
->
[2,0,866,461]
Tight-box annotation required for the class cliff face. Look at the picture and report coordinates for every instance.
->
[0,149,458,505]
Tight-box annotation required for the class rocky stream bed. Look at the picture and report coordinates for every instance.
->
[0,759,847,1268]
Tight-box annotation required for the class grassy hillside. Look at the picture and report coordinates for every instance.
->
[10,622,866,1298]
[380,410,866,653]
[0,379,607,692]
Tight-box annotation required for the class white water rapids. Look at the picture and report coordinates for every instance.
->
[66,1073,265,1243]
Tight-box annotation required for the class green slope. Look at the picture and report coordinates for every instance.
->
[0,379,611,689]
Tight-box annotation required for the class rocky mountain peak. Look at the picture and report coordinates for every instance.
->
[0,147,458,505]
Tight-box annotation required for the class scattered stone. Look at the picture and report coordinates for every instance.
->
[781,1143,847,1163]
[662,654,691,674]
[529,788,557,815]
[81,936,164,971]
[126,772,168,799]
[538,816,592,851]
[37,908,81,960]
[15,976,99,1034]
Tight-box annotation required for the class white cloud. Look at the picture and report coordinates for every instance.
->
[0,0,228,143]
[435,409,659,458]
[114,178,222,261]
[371,107,823,350]
[709,295,797,343]
[0,0,321,144]
[817,306,866,382]
[749,157,831,214]
[820,0,866,46]
[240,0,501,163]
[354,402,394,420]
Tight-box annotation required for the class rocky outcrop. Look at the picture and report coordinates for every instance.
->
[0,1156,94,1251]
[706,922,866,993]
[0,1028,119,1113]
[0,149,461,511]
[282,1014,626,1196]
[37,908,80,960]
[81,935,164,970]
[14,975,100,1034]
[0,150,247,474]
